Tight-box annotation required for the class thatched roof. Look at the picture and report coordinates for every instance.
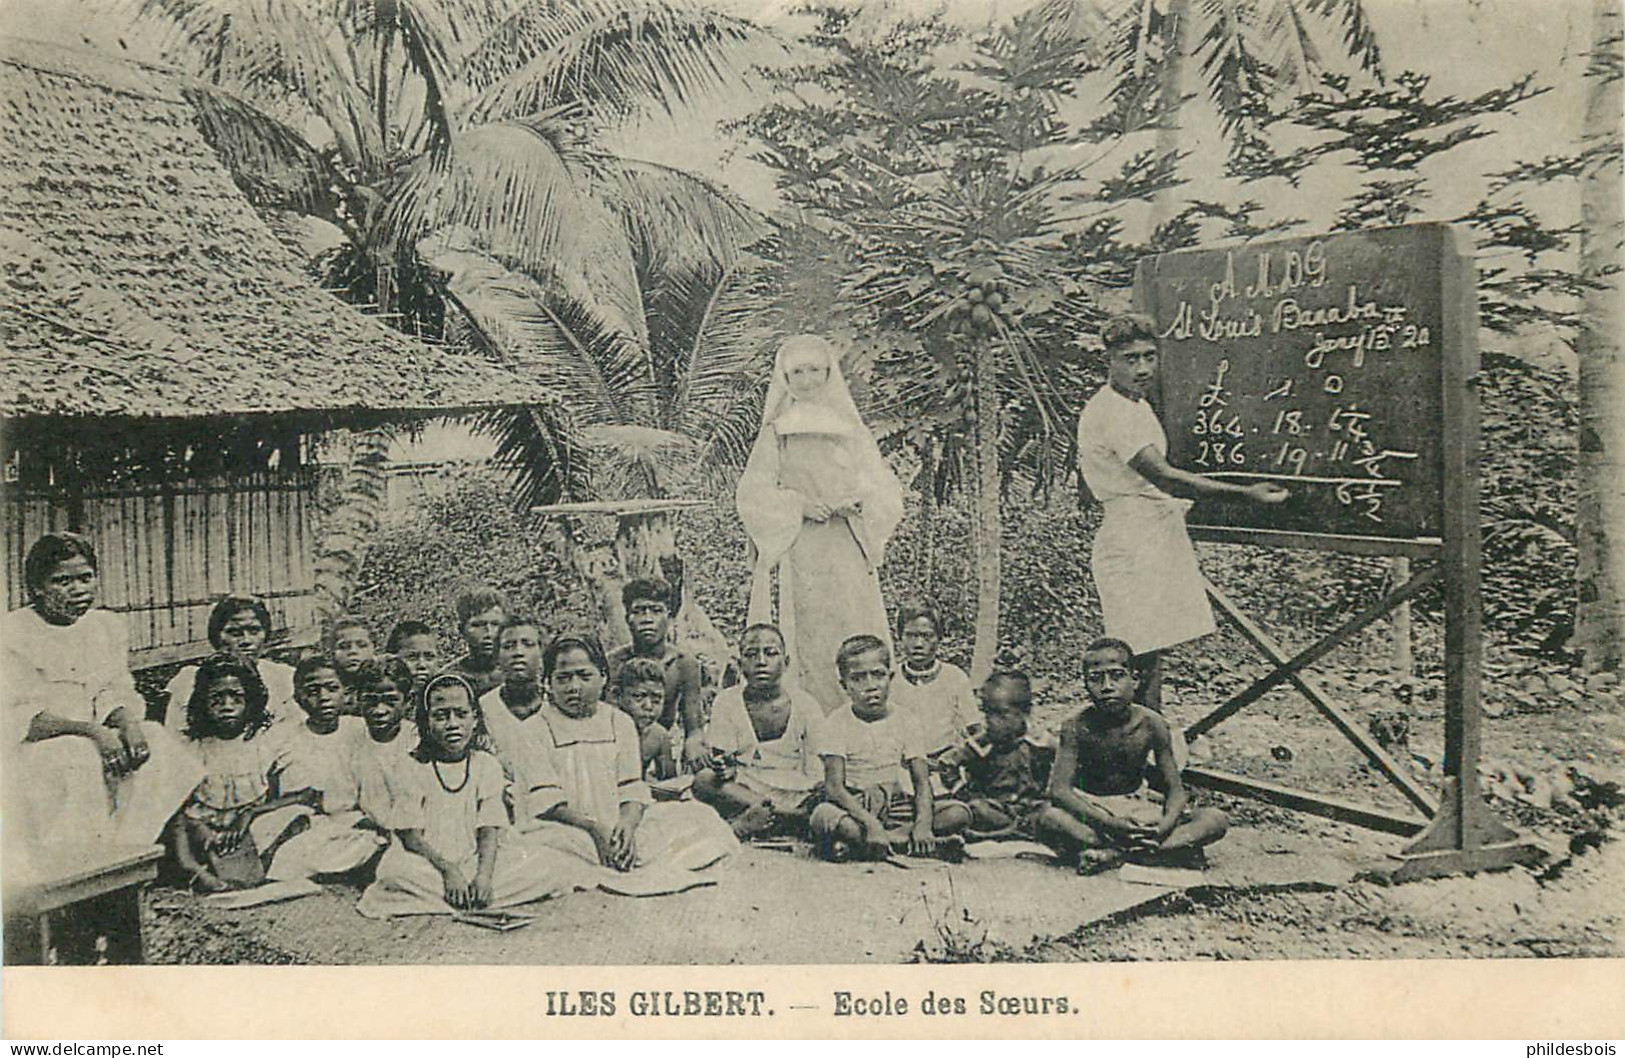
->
[0,39,554,424]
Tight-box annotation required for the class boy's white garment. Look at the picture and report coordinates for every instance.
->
[279,716,368,812]
[266,717,384,880]
[163,659,299,734]
[814,704,925,791]
[890,661,977,756]
[353,728,417,827]
[479,688,565,831]
[1076,384,1216,654]
[706,684,822,781]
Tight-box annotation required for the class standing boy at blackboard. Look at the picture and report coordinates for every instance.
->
[1076,313,1288,712]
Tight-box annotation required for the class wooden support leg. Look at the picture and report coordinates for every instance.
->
[1199,578,1441,817]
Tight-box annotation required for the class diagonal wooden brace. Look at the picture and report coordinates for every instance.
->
[1188,574,1442,817]
[1184,566,1441,740]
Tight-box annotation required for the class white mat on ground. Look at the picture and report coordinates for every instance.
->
[202,878,323,909]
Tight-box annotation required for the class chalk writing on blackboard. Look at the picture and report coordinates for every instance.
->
[1136,224,1454,543]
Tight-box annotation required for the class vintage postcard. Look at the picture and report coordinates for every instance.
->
[0,0,1620,1040]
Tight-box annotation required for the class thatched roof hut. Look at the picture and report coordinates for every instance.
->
[0,39,553,665]
[0,37,553,424]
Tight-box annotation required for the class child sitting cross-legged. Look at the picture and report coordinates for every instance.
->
[522,633,736,881]
[263,655,388,881]
[939,669,1054,842]
[1038,637,1228,873]
[890,601,978,768]
[356,673,580,917]
[168,653,321,892]
[612,657,678,782]
[810,635,971,862]
[693,623,823,840]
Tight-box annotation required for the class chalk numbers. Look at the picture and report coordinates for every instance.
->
[1399,324,1430,348]
[1270,408,1307,436]
[1194,440,1247,467]
[1272,442,1310,476]
[1192,408,1246,438]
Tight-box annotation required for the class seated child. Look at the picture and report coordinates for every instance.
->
[351,656,419,828]
[1039,637,1228,872]
[810,635,971,862]
[889,602,978,762]
[328,616,377,712]
[386,620,441,700]
[479,615,552,829]
[169,653,319,892]
[940,670,1054,841]
[164,595,298,732]
[449,586,507,698]
[522,633,736,879]
[612,656,678,781]
[694,623,822,839]
[356,673,582,917]
[265,655,386,881]
[606,578,707,771]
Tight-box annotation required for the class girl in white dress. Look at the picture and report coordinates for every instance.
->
[171,654,317,892]
[522,634,737,880]
[356,673,584,917]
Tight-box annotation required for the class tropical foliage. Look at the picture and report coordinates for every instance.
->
[137,0,781,510]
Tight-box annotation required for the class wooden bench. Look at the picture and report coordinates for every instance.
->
[4,844,165,965]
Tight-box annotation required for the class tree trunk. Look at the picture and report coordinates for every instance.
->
[916,438,938,595]
[311,426,392,624]
[969,337,1003,685]
[1148,0,1190,232]
[1576,0,1625,672]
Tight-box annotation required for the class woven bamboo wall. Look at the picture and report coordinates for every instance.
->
[2,468,321,668]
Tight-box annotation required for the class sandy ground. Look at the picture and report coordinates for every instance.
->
[141,694,1624,965]
[144,827,1371,965]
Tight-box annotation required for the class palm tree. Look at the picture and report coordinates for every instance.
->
[1036,0,1384,221]
[134,0,781,608]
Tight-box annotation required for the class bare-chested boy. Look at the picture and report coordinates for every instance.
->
[1038,637,1227,872]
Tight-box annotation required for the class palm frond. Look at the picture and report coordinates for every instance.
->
[663,255,781,455]
[459,0,772,125]
[1304,0,1383,78]
[425,239,649,426]
[134,0,386,172]
[394,0,462,153]
[594,155,769,278]
[378,118,649,349]
[180,82,343,219]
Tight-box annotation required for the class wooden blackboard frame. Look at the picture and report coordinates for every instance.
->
[1132,221,1458,554]
[1128,223,1540,878]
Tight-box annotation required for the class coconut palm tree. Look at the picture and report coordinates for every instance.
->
[134,0,782,608]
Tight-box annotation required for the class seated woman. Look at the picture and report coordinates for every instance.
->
[1,533,202,851]
[164,594,297,734]
[520,633,737,883]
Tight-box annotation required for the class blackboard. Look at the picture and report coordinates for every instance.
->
[1132,223,1473,551]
